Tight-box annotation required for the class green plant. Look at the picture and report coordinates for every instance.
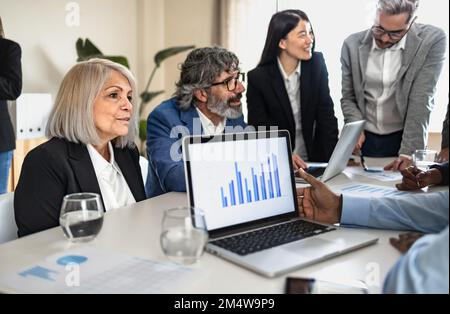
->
[76,38,195,142]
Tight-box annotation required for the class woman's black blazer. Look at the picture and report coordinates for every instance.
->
[14,137,147,237]
[247,52,338,162]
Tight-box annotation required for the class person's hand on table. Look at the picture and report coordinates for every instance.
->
[296,169,341,224]
[389,232,425,254]
[396,166,443,191]
[384,154,413,171]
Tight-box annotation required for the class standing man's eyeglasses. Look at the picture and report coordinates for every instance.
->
[210,72,246,92]
[371,16,417,42]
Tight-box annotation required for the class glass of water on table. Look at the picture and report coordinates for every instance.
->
[160,206,208,265]
[412,150,438,171]
[59,193,104,242]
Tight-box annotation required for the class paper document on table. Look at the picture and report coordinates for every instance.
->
[0,247,196,294]
[332,183,410,197]
[344,167,403,182]
[307,162,328,168]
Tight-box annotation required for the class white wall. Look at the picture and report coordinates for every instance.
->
[0,0,138,98]
[163,0,220,100]
[0,0,219,121]
[136,0,165,119]
[135,0,219,119]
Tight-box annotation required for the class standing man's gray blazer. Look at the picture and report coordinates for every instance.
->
[340,23,447,155]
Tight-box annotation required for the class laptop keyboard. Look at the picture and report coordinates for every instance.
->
[210,220,336,256]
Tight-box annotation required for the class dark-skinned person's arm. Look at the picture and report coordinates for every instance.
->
[383,227,449,294]
[297,169,448,233]
[297,169,425,253]
[296,169,341,224]
[389,232,425,254]
[396,166,443,191]
[297,169,449,293]
[429,162,449,186]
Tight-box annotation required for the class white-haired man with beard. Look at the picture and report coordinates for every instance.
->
[145,47,250,197]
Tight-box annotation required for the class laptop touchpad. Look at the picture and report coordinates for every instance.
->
[281,238,337,256]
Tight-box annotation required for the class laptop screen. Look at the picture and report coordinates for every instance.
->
[184,132,296,232]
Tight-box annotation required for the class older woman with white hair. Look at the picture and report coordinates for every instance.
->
[14,59,146,237]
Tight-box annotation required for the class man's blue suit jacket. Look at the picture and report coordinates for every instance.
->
[145,98,247,198]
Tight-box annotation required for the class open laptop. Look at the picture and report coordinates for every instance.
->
[300,120,365,182]
[183,130,378,277]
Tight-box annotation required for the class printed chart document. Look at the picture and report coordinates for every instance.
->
[331,183,415,198]
[0,247,196,294]
[343,167,403,182]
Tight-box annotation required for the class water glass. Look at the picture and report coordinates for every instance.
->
[59,193,104,242]
[160,207,208,265]
[412,150,437,171]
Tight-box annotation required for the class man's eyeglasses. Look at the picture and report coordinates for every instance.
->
[371,16,417,41]
[210,72,245,92]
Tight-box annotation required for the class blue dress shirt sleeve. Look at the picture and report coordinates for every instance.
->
[383,227,449,294]
[341,192,449,233]
[342,191,449,293]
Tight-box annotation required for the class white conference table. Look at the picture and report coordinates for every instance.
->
[0,157,446,294]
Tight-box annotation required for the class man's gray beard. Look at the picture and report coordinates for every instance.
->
[206,94,243,119]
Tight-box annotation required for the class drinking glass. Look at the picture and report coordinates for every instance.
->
[412,150,437,171]
[59,193,104,242]
[160,207,208,265]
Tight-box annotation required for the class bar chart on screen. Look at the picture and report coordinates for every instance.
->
[187,136,295,230]
[220,154,284,208]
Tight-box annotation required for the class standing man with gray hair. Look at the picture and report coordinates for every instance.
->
[0,16,22,194]
[145,47,248,198]
[341,0,447,171]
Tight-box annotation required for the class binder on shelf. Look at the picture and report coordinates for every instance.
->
[9,93,52,140]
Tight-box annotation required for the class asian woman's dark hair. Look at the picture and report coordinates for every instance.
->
[258,9,315,66]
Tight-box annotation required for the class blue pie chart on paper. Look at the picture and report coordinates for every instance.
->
[56,255,88,266]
